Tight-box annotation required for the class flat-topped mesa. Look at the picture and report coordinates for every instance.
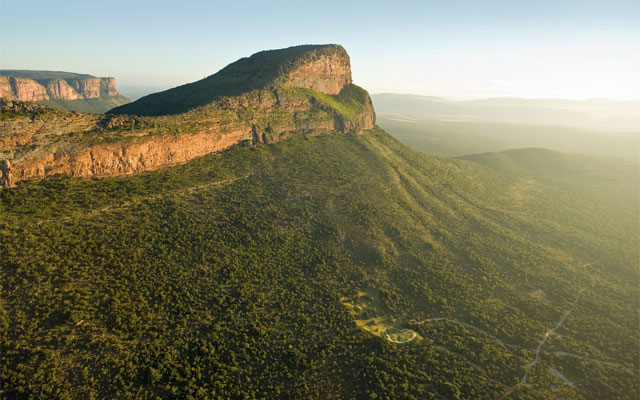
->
[110,44,354,116]
[0,71,120,101]
[1,45,376,188]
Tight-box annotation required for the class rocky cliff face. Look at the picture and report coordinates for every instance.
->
[45,79,81,100]
[1,45,375,187]
[283,51,352,94]
[0,74,120,101]
[0,77,50,101]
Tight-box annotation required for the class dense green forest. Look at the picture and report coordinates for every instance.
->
[1,128,638,399]
[39,95,131,114]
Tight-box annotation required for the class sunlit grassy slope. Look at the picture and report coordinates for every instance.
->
[1,128,638,399]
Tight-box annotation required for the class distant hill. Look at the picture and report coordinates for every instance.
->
[459,147,638,185]
[0,69,130,113]
[110,44,352,116]
[372,94,640,160]
[372,93,640,132]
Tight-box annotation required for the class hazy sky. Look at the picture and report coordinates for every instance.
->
[1,0,638,99]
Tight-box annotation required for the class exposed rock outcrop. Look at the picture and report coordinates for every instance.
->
[46,79,81,100]
[283,51,352,94]
[0,159,13,188]
[0,77,49,101]
[0,77,12,99]
[14,130,250,180]
[0,72,121,101]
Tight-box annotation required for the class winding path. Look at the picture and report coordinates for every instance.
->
[496,261,598,399]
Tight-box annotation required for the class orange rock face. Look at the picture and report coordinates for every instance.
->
[14,129,251,181]
[284,53,352,95]
[0,76,49,101]
[103,77,119,96]
[46,79,81,100]
[0,77,15,99]
[0,76,120,100]
[68,78,102,98]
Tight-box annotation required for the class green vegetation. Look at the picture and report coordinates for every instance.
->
[285,84,371,122]
[40,94,131,113]
[1,128,637,399]
[280,84,373,128]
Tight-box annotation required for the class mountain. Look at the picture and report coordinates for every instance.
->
[110,44,353,116]
[371,93,640,160]
[372,93,640,132]
[0,45,374,188]
[0,70,130,113]
[1,45,638,399]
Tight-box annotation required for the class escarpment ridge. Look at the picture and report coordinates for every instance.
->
[0,70,130,113]
[0,70,120,101]
[0,45,375,187]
